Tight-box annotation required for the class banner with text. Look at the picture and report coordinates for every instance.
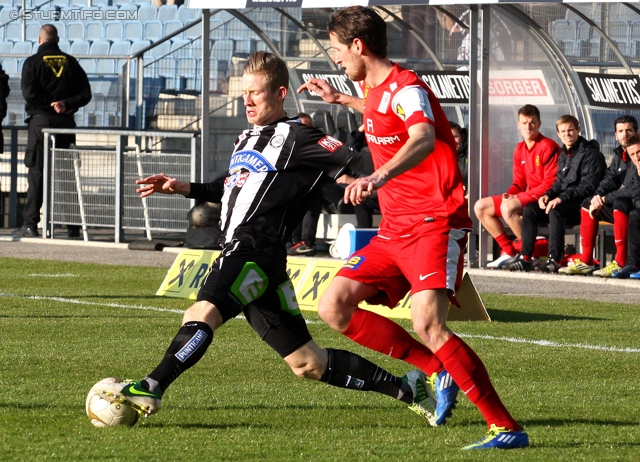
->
[157,250,489,321]
[294,69,363,101]
[577,72,640,109]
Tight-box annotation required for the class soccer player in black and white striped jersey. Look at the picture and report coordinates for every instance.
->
[113,51,436,423]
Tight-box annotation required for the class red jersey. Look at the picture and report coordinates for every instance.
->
[506,133,560,206]
[363,64,471,236]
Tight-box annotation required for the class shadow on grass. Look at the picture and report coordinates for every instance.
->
[142,422,272,430]
[485,309,605,323]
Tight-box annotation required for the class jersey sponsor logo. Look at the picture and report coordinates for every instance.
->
[378,91,391,114]
[269,134,285,148]
[343,255,365,270]
[365,133,402,146]
[395,103,406,120]
[366,118,374,133]
[229,149,276,173]
[43,55,68,78]
[318,135,343,152]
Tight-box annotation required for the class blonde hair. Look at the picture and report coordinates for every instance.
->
[243,51,289,92]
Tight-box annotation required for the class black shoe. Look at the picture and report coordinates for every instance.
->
[294,241,316,256]
[67,226,81,238]
[503,255,533,272]
[13,225,39,238]
[534,258,560,273]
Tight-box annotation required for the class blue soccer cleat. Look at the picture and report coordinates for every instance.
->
[611,264,640,279]
[462,424,530,450]
[426,370,459,426]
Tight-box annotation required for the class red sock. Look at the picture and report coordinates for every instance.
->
[343,308,443,375]
[495,233,516,256]
[613,210,629,266]
[579,208,597,264]
[435,335,521,431]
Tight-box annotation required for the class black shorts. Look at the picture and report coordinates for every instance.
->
[197,241,312,357]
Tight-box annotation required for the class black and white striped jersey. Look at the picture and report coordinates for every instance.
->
[188,116,355,250]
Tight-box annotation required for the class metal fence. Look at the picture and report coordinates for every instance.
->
[42,128,200,243]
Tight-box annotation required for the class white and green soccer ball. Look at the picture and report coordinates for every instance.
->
[85,378,139,427]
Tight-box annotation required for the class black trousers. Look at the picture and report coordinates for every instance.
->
[627,208,640,266]
[521,199,582,261]
[580,195,634,221]
[23,114,75,227]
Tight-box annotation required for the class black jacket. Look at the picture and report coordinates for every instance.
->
[0,66,8,121]
[21,41,91,117]
[629,167,640,209]
[0,65,9,153]
[594,144,634,204]
[545,136,606,203]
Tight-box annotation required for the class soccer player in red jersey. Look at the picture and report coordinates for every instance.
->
[298,6,528,450]
[474,105,560,269]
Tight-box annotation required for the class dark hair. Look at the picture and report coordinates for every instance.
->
[626,133,640,148]
[328,6,387,58]
[518,104,540,121]
[40,24,59,42]
[556,114,580,132]
[614,115,638,132]
[243,51,288,92]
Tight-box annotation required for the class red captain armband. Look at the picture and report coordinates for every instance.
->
[318,135,344,152]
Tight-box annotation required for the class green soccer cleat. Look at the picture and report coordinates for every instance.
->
[402,370,436,426]
[119,381,162,417]
[592,260,621,278]
[462,424,530,450]
[558,258,595,275]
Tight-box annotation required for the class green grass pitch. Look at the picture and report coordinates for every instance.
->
[0,257,638,461]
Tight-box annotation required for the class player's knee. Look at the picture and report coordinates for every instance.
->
[473,199,486,220]
[182,301,222,330]
[288,358,323,380]
[317,294,346,331]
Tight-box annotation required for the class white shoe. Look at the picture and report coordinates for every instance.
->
[403,370,436,425]
[486,253,514,269]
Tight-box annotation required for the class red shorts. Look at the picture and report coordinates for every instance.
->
[336,219,468,308]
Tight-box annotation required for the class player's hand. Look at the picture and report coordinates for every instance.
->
[344,171,386,205]
[51,100,66,114]
[538,195,549,209]
[590,195,605,210]
[296,78,341,104]
[545,197,562,213]
[336,174,355,185]
[588,203,601,219]
[135,173,187,198]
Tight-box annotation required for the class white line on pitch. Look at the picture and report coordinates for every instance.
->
[455,333,640,353]
[2,293,639,353]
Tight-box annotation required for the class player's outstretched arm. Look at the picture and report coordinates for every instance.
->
[297,78,364,113]
[135,173,190,198]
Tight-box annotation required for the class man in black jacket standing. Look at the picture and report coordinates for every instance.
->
[504,114,606,272]
[14,24,91,238]
[559,115,638,276]
[0,63,9,154]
